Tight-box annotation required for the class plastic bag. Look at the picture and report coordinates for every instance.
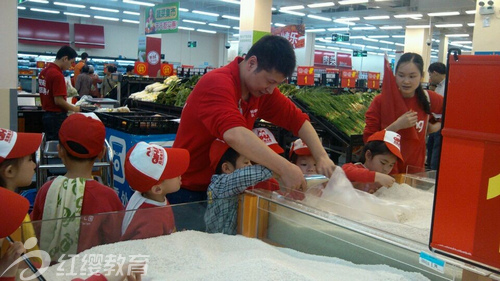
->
[303,168,412,223]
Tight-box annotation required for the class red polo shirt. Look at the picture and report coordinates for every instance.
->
[39,63,67,112]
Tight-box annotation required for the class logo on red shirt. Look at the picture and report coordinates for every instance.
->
[146,146,164,165]
[0,129,13,143]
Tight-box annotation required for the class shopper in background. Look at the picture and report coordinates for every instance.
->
[73,52,89,86]
[88,65,102,98]
[31,113,124,260]
[426,62,446,170]
[121,142,189,241]
[39,45,80,141]
[75,65,93,97]
[102,65,118,97]
[343,130,403,194]
[125,65,135,76]
[364,53,444,174]
[173,35,336,205]
[204,139,273,235]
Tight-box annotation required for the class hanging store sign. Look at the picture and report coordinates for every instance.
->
[297,66,314,86]
[134,62,148,76]
[271,24,305,49]
[145,2,179,35]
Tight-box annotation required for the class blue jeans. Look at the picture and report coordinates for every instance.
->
[427,130,442,170]
[166,188,207,231]
[42,112,67,141]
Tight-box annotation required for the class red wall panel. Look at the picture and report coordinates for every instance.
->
[18,18,70,46]
[74,23,105,49]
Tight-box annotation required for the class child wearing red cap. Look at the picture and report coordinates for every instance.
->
[204,139,274,235]
[342,130,404,194]
[289,138,318,175]
[31,113,124,260]
[121,142,190,241]
[0,128,43,267]
[251,128,283,191]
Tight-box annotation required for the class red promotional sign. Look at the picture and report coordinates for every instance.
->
[314,50,336,67]
[430,55,500,273]
[297,66,314,86]
[340,70,357,88]
[134,62,148,76]
[146,36,161,77]
[271,24,305,49]
[367,72,381,89]
[337,53,353,68]
[36,61,45,69]
[160,63,174,76]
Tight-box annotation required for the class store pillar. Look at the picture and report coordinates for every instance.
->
[238,0,272,55]
[403,27,431,80]
[437,34,449,64]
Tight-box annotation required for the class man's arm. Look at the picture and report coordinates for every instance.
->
[54,95,80,112]
[297,120,336,178]
[223,127,306,191]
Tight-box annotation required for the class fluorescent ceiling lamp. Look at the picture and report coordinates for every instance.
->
[179,8,189,12]
[327,27,350,31]
[64,12,91,17]
[90,6,119,13]
[222,15,240,20]
[340,48,353,52]
[368,52,378,55]
[271,7,276,11]
[123,0,154,6]
[376,53,385,56]
[406,25,430,29]
[30,8,59,14]
[307,14,332,21]
[197,29,216,34]
[452,41,472,44]
[280,5,305,10]
[54,2,85,8]
[380,47,392,51]
[123,11,140,15]
[465,10,476,14]
[122,19,140,24]
[27,0,48,3]
[308,2,335,8]
[334,17,360,22]
[232,26,240,30]
[274,23,286,27]
[395,43,405,46]
[363,38,379,42]
[182,19,206,25]
[351,43,365,48]
[338,0,368,5]
[220,0,241,4]
[368,35,389,38]
[17,6,26,10]
[192,10,219,17]
[327,47,340,50]
[431,55,438,58]
[391,35,405,38]
[314,45,326,49]
[449,42,463,47]
[394,13,423,19]
[279,10,305,16]
[364,15,390,20]
[94,16,119,21]
[462,45,473,50]
[445,34,469,37]
[349,36,364,39]
[306,28,326,32]
[178,26,195,31]
[233,33,240,36]
[336,42,351,45]
[431,49,439,52]
[435,24,463,28]
[209,23,231,28]
[428,11,460,17]
[333,21,356,26]
[366,46,379,49]
[352,26,377,30]
[432,39,440,42]
[379,40,395,44]
[379,25,403,30]
[467,23,475,27]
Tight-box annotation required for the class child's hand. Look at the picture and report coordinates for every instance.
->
[375,173,395,188]
[101,261,146,281]
[0,241,26,277]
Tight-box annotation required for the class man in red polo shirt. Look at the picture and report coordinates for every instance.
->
[39,46,80,141]
[172,35,336,206]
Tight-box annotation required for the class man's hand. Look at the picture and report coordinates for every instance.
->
[278,162,307,192]
[315,155,336,178]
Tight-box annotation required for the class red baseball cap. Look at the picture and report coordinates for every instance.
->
[367,130,404,161]
[0,188,30,238]
[209,139,231,173]
[252,127,284,154]
[59,113,106,159]
[289,138,311,159]
[125,142,190,193]
[0,128,42,164]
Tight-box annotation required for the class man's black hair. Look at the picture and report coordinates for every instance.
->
[56,46,78,60]
[245,35,296,78]
[126,65,134,73]
[428,62,446,75]
[81,52,89,60]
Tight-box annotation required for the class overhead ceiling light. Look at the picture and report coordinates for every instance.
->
[54,2,85,8]
[338,0,369,5]
[30,8,59,14]
[336,42,351,45]
[280,5,305,10]
[192,10,220,17]
[123,11,140,15]
[379,25,403,30]
[209,23,231,28]
[327,46,340,50]
[17,6,26,10]
[64,12,91,17]
[379,40,395,44]
[435,23,463,28]
[274,23,286,27]
[406,25,430,29]
[380,47,392,51]
[461,45,473,50]
[197,29,216,34]
[352,26,377,30]
[368,52,378,55]
[465,10,476,14]
[178,26,195,31]
[394,13,423,19]
[123,0,154,6]
[334,17,360,22]
[90,6,119,13]
[467,23,475,27]
[271,7,276,11]
[279,10,305,16]
[220,0,240,4]
[349,36,365,39]
[305,28,326,32]
[94,16,119,21]
[391,35,405,38]
[179,8,189,12]
[395,43,405,46]
[222,15,240,20]
[27,0,48,3]
[327,27,350,31]
[351,43,365,48]
[232,26,240,30]
[363,15,390,20]
[340,48,353,52]
[307,14,332,21]
[452,41,472,44]
[449,42,463,47]
[368,35,389,38]
[122,19,140,24]
[363,38,379,42]
[428,11,460,17]
[308,2,335,8]
[182,19,206,25]
[445,34,469,37]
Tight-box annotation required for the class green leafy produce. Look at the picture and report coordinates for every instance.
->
[278,83,299,97]
[175,88,192,107]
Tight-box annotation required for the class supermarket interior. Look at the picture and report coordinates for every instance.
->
[0,0,499,280]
